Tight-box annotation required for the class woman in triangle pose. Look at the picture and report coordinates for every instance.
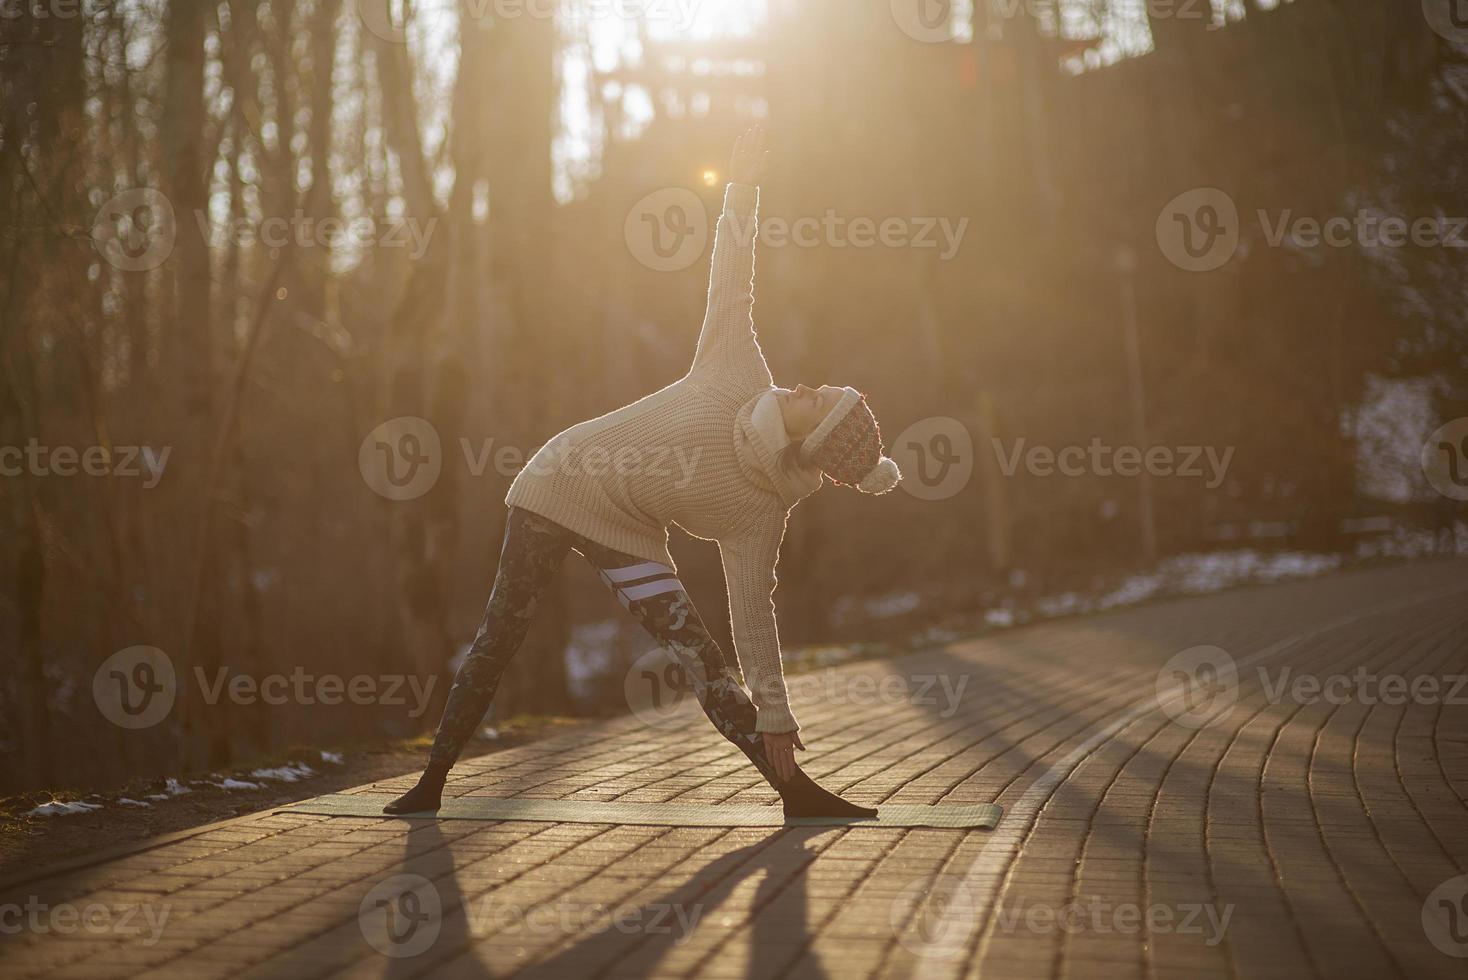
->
[387,126,902,819]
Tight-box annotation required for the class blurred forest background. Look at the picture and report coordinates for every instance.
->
[3,0,1466,791]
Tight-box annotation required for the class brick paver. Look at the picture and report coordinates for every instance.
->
[2,558,1466,979]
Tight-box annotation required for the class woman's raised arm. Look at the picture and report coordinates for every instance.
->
[690,126,774,389]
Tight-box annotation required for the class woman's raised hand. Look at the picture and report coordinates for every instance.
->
[728,124,770,186]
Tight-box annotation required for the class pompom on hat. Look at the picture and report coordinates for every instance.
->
[800,387,902,494]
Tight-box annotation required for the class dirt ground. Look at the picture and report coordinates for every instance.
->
[0,717,590,883]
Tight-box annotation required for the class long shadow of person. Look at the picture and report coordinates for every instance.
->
[512,826,831,980]
[356,820,496,980]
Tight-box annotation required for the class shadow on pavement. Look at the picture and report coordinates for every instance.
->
[514,828,829,980]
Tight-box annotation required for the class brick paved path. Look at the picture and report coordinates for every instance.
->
[2,558,1466,979]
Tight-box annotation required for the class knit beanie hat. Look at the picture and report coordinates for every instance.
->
[800,387,902,494]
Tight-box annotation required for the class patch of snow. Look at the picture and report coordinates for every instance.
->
[1252,552,1341,582]
[864,591,921,619]
[1356,524,1468,560]
[28,800,103,818]
[1099,574,1163,609]
[830,591,922,628]
[985,608,1015,628]
[212,778,263,791]
[1169,552,1260,593]
[250,764,315,783]
[320,750,344,765]
[1036,592,1088,618]
[1095,551,1341,610]
[117,798,151,808]
[146,777,192,801]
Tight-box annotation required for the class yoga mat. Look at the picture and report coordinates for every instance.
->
[277,794,1002,829]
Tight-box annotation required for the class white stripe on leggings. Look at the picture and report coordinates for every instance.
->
[600,560,674,583]
[619,578,684,602]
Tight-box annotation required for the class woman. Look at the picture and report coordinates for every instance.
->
[386,126,902,818]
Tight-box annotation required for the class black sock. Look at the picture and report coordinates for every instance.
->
[383,760,450,814]
[778,769,878,820]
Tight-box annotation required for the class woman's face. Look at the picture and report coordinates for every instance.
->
[775,384,843,440]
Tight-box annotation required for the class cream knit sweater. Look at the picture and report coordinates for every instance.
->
[506,182,820,733]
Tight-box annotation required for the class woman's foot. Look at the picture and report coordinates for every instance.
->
[383,764,449,814]
[779,769,878,820]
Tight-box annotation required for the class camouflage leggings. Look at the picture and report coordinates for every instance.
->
[428,507,779,786]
